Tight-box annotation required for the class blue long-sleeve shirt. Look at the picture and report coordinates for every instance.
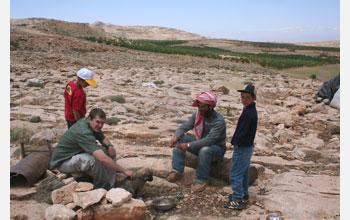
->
[174,110,226,151]
[231,102,258,148]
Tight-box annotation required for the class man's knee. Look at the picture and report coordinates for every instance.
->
[59,153,96,174]
[173,147,184,154]
[198,147,212,157]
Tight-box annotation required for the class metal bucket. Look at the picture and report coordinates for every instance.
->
[10,146,51,186]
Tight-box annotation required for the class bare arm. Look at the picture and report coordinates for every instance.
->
[73,109,81,121]
[101,137,116,159]
[92,149,135,179]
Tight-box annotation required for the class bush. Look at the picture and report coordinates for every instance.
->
[106,117,121,125]
[309,74,317,79]
[10,127,32,143]
[109,95,126,103]
[153,80,164,85]
[29,116,41,123]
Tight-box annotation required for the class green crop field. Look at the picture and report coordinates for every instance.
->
[82,37,340,70]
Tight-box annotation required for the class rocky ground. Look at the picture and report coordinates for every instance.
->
[10,21,340,220]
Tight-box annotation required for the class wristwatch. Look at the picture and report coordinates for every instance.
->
[108,144,114,148]
[187,143,190,149]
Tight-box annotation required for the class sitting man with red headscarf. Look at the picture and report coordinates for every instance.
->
[167,91,227,192]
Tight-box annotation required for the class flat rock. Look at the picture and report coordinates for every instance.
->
[106,188,132,207]
[10,186,37,200]
[261,170,339,220]
[51,181,78,205]
[45,204,77,220]
[75,182,94,192]
[73,188,107,209]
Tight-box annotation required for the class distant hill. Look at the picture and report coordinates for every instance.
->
[291,41,340,48]
[90,21,205,40]
[11,18,338,47]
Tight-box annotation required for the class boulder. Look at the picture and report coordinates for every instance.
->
[117,157,172,178]
[92,198,146,220]
[30,128,64,146]
[105,188,132,207]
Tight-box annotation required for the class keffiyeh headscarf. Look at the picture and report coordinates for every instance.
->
[192,91,217,139]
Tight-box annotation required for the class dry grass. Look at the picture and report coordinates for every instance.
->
[279,64,340,82]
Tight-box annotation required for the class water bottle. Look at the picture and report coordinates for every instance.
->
[266,213,282,220]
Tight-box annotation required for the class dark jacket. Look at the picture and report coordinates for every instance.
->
[174,110,226,151]
[231,102,258,148]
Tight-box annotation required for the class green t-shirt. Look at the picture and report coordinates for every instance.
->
[50,118,105,169]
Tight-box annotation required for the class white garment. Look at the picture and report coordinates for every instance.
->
[330,88,340,109]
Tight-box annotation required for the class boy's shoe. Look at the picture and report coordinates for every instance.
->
[191,181,208,192]
[223,200,247,210]
[228,194,249,203]
[166,171,182,183]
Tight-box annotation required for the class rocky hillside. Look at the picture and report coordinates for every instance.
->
[91,21,205,40]
[10,19,340,220]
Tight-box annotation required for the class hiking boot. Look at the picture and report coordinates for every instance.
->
[228,194,249,203]
[191,181,208,192]
[223,200,247,210]
[166,171,182,183]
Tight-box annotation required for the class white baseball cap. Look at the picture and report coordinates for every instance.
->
[77,68,98,86]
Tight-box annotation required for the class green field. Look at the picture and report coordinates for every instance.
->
[82,37,340,70]
[279,64,340,82]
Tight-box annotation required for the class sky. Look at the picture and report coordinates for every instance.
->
[9,0,340,43]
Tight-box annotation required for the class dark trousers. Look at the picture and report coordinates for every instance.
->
[66,120,76,129]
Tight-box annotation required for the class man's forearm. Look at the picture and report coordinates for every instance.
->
[73,109,81,121]
[93,150,126,174]
[102,138,112,148]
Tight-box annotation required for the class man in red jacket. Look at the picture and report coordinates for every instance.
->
[64,68,98,128]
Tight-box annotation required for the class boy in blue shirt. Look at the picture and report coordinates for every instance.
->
[223,84,258,210]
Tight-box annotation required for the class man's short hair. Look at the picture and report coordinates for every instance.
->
[88,108,106,120]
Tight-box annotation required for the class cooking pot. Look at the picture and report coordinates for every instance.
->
[152,197,176,211]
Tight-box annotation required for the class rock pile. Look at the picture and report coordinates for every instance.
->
[46,180,146,220]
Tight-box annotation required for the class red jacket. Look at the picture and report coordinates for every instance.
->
[64,80,86,122]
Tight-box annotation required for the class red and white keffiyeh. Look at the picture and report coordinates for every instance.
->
[192,92,217,139]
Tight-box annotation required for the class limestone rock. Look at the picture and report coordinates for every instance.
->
[270,112,295,127]
[75,182,94,192]
[290,104,307,115]
[45,204,77,220]
[117,157,172,178]
[76,208,94,220]
[106,188,132,207]
[73,188,107,209]
[65,202,76,210]
[295,133,325,149]
[51,181,78,205]
[261,171,339,220]
[92,198,146,220]
[30,128,64,145]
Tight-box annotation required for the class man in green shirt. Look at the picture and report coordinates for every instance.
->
[50,108,135,190]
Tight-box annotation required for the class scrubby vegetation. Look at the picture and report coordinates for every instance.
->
[10,127,32,143]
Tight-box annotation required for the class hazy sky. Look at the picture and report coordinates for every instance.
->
[10,0,340,43]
